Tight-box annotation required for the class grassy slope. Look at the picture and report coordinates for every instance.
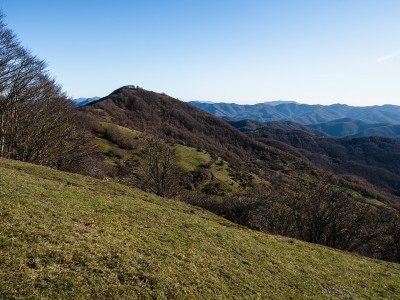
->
[1,158,400,299]
[94,123,250,194]
[175,145,211,172]
[175,145,241,193]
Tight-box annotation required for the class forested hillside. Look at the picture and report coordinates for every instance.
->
[308,118,400,137]
[230,120,400,198]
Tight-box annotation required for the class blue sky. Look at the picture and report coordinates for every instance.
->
[1,0,399,105]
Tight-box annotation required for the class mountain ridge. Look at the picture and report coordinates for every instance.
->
[309,118,400,138]
[190,101,400,126]
[81,86,314,176]
[73,96,101,107]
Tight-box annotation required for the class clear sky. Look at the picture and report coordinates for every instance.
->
[1,0,399,105]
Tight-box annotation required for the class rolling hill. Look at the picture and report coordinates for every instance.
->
[1,157,400,299]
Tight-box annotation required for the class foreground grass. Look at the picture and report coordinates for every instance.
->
[0,158,400,299]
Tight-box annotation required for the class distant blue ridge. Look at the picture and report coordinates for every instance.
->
[73,97,101,107]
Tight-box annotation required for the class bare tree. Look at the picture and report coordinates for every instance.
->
[269,178,382,253]
[0,13,95,171]
[383,209,400,263]
[0,12,46,156]
[138,135,179,197]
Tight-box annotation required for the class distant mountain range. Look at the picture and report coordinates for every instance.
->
[309,118,400,138]
[190,101,400,137]
[73,97,101,107]
[190,100,298,106]
[190,101,400,125]
[262,100,298,106]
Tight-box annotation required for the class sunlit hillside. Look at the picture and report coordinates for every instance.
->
[1,158,400,299]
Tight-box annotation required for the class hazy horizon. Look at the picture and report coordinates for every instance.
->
[1,0,400,106]
[74,91,398,108]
